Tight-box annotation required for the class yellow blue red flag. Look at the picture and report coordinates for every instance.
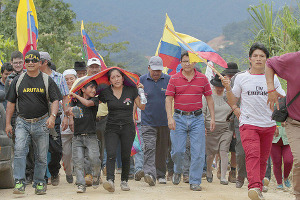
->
[16,0,38,57]
[155,14,181,75]
[81,21,107,70]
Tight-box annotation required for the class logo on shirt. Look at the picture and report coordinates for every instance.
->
[123,98,132,106]
[247,86,267,96]
[23,88,45,93]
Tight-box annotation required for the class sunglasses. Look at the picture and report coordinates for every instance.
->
[25,58,39,63]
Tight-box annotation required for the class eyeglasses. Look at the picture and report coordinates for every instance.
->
[12,61,24,65]
[25,58,39,63]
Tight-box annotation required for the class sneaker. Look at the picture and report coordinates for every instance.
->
[77,185,86,193]
[13,180,25,194]
[144,174,156,186]
[167,172,173,181]
[248,188,265,200]
[183,176,189,183]
[158,178,167,184]
[228,170,236,183]
[284,179,291,188]
[35,182,47,195]
[51,174,60,186]
[277,184,284,190]
[206,174,213,183]
[134,170,144,181]
[92,176,100,189]
[103,179,115,192]
[262,186,268,193]
[172,173,181,185]
[120,181,130,191]
[66,175,73,184]
[220,180,229,185]
[190,184,202,191]
[263,177,269,186]
[85,174,93,186]
[236,176,245,188]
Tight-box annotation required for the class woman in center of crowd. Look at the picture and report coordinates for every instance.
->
[203,74,233,185]
[98,68,145,192]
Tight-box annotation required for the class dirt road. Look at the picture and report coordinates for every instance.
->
[0,170,295,200]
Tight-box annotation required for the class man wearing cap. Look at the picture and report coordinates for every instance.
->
[74,61,87,78]
[165,51,215,191]
[5,50,62,195]
[138,56,171,186]
[39,51,71,186]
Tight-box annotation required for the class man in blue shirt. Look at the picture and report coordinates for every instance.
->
[140,56,171,186]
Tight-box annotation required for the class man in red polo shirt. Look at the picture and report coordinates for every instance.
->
[165,51,215,191]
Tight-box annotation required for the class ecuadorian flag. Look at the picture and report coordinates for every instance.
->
[155,14,181,75]
[81,21,107,70]
[16,0,38,57]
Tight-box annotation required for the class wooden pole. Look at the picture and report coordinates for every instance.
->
[166,25,224,79]
[26,0,33,50]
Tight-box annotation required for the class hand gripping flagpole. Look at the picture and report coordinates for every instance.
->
[166,25,224,79]
[26,0,33,50]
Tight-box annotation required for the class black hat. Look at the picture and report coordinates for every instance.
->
[222,62,240,75]
[74,61,86,71]
[210,74,224,87]
[25,50,40,61]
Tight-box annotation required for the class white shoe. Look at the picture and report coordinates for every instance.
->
[103,180,115,192]
[158,178,166,184]
[120,181,130,191]
[248,188,265,200]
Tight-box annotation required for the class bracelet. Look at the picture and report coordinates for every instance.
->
[268,87,278,93]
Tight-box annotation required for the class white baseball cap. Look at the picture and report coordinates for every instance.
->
[87,58,101,67]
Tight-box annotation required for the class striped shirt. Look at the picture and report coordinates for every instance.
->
[166,69,212,112]
[50,70,69,96]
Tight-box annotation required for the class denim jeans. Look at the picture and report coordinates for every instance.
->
[14,116,49,184]
[171,113,205,185]
[72,134,101,186]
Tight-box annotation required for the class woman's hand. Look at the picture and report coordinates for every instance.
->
[137,83,144,89]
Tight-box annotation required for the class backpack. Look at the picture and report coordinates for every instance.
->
[15,72,49,113]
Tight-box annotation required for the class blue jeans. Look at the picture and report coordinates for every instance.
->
[72,134,101,186]
[134,123,144,173]
[14,116,49,184]
[171,113,205,185]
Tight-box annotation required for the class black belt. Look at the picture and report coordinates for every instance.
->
[18,113,48,123]
[174,109,202,116]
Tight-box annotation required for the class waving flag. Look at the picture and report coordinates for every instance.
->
[155,14,181,75]
[16,0,38,57]
[81,21,107,70]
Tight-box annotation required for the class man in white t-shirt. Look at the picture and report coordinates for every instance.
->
[222,43,285,200]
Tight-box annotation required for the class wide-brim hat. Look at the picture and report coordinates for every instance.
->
[222,62,240,75]
[74,61,87,71]
[210,74,224,87]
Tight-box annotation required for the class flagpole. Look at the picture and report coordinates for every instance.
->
[26,0,33,50]
[166,25,224,79]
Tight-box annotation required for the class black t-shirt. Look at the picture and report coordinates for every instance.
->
[98,85,138,125]
[6,72,62,119]
[71,97,99,135]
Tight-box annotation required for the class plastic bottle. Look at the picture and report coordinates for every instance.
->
[138,88,147,104]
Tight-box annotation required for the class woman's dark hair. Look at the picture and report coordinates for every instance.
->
[107,68,124,80]
[249,42,270,58]
[1,62,13,74]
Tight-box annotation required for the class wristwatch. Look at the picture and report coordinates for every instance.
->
[51,113,56,117]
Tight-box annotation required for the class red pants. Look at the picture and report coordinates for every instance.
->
[239,124,276,191]
[270,138,293,185]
